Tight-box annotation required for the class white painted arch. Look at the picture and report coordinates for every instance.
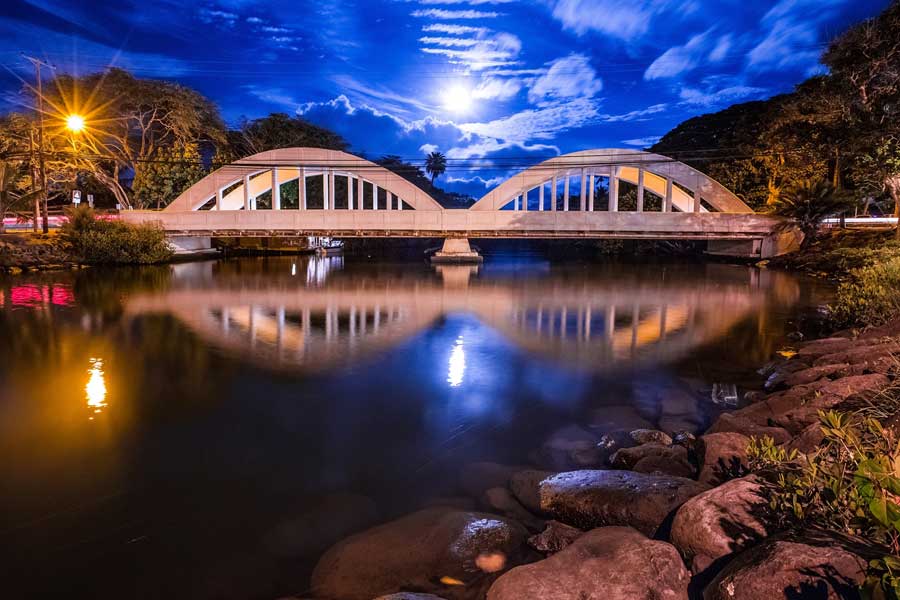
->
[471,149,753,214]
[166,147,444,212]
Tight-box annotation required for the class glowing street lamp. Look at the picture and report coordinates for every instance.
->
[66,114,85,133]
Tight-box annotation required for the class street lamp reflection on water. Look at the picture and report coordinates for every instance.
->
[85,357,107,419]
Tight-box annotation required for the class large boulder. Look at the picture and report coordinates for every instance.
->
[527,520,584,554]
[630,429,673,446]
[487,527,690,600]
[706,413,792,445]
[704,538,867,600]
[782,363,852,387]
[670,476,774,575]
[696,433,751,485]
[310,508,528,600]
[610,443,695,478]
[374,595,448,600]
[538,470,709,537]
[508,469,555,515]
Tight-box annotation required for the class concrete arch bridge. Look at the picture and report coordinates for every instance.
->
[120,147,800,259]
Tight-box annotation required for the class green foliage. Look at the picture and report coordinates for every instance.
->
[770,179,855,247]
[752,410,900,599]
[748,435,798,471]
[218,113,348,162]
[0,159,38,232]
[61,205,173,265]
[833,257,900,327]
[132,143,204,209]
[425,151,447,185]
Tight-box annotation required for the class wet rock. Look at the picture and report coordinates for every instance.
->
[508,469,555,515]
[538,470,709,537]
[531,425,600,470]
[527,520,584,554]
[696,433,751,485]
[704,538,866,600]
[611,443,694,478]
[672,430,698,450]
[706,413,792,446]
[263,493,378,558]
[630,428,673,446]
[671,476,774,576]
[488,527,690,600]
[764,361,812,391]
[311,508,528,600]
[796,337,857,359]
[786,422,826,454]
[814,344,900,368]
[482,487,544,532]
[782,363,852,387]
[594,430,637,466]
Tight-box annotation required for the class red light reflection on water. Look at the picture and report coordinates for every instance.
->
[1,284,75,308]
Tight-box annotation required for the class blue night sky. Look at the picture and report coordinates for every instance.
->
[0,0,890,196]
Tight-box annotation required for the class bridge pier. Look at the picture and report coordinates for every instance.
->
[431,238,483,265]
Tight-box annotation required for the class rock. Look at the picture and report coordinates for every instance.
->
[670,476,774,576]
[706,413,792,445]
[782,363,851,387]
[488,527,690,600]
[696,433,751,485]
[786,422,825,454]
[262,493,378,558]
[538,470,709,537]
[630,428,673,446]
[311,508,528,600]
[815,344,900,368]
[374,595,448,600]
[633,454,696,479]
[532,425,600,470]
[594,429,637,466]
[672,430,698,450]
[796,337,857,358]
[483,487,544,532]
[508,469,555,516]
[610,443,695,478]
[704,538,867,600]
[527,520,584,554]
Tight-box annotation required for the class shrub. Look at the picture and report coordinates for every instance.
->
[832,257,900,327]
[62,205,173,265]
[750,410,900,599]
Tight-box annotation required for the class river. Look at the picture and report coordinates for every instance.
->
[0,252,832,599]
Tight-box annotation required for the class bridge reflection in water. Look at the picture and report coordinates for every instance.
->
[125,257,800,373]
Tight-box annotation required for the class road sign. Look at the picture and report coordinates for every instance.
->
[87,194,94,208]
[72,190,81,204]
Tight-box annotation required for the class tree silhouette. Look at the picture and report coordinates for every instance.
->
[425,151,447,186]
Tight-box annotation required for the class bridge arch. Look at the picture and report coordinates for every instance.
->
[471,149,753,214]
[166,147,444,212]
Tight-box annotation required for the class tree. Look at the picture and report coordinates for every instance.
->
[0,160,39,233]
[132,143,204,209]
[771,180,854,248]
[425,151,447,186]
[822,0,900,236]
[41,68,226,209]
[216,113,348,163]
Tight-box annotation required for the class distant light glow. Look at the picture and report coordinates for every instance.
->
[442,85,473,113]
[447,335,465,387]
[85,357,107,417]
[66,114,85,133]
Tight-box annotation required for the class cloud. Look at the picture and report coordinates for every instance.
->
[472,78,521,100]
[528,54,602,106]
[459,97,602,142]
[547,0,680,40]
[709,34,732,62]
[622,136,662,147]
[601,104,668,122]
[679,85,767,106]
[420,143,439,154]
[421,24,489,35]
[411,9,501,19]
[747,0,846,73]
[420,32,521,70]
[644,29,714,80]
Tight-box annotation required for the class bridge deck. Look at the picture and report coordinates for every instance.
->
[121,210,785,240]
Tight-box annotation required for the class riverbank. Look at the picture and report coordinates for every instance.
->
[0,232,76,273]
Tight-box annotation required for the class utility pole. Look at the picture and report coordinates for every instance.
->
[23,54,55,234]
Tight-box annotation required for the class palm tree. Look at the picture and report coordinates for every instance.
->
[425,151,447,186]
[0,160,38,234]
[771,179,855,248]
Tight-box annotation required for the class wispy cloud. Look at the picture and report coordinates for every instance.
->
[679,85,767,106]
[547,0,685,41]
[528,54,602,106]
[411,9,502,19]
[622,136,662,147]
[644,29,714,80]
[601,104,668,122]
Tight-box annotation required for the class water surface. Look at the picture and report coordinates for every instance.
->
[0,254,830,599]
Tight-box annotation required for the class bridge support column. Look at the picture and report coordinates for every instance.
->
[664,178,673,212]
[580,168,586,211]
[387,191,393,210]
[299,168,307,210]
[272,168,281,210]
[551,175,558,211]
[347,175,353,209]
[243,174,251,211]
[610,168,619,212]
[431,238,483,264]
[563,175,570,211]
[539,185,544,211]
[637,168,645,212]
[357,177,364,211]
[588,173,595,211]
